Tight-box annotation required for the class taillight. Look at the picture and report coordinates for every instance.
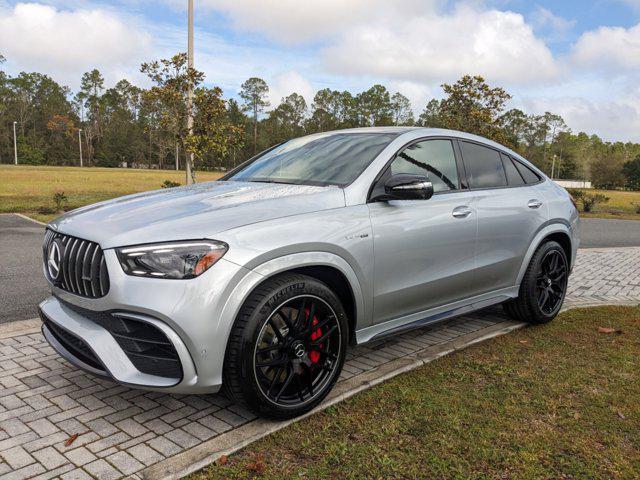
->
[569,194,579,211]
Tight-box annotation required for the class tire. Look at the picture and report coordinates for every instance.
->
[503,240,569,324]
[222,273,349,419]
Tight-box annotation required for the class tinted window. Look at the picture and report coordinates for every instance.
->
[389,139,459,193]
[513,160,541,184]
[460,142,507,189]
[501,153,525,186]
[229,132,397,187]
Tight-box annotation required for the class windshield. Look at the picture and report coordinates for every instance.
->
[227,132,398,187]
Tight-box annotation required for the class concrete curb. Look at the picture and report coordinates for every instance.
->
[1,212,47,226]
[140,320,525,480]
[140,298,639,480]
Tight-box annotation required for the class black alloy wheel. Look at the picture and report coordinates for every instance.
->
[253,295,341,407]
[535,249,568,315]
[503,240,569,324]
[223,273,348,419]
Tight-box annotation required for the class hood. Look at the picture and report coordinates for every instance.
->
[49,181,345,249]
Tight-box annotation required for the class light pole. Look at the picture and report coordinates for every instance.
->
[13,121,18,165]
[185,0,195,185]
[78,129,83,167]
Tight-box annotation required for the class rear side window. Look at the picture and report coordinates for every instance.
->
[501,153,525,186]
[513,159,541,184]
[460,141,507,189]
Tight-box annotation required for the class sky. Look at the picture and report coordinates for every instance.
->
[1,0,640,142]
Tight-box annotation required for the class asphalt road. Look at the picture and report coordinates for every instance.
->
[0,214,49,324]
[578,217,640,248]
[1,214,639,324]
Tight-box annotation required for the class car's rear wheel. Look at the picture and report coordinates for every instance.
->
[222,273,348,419]
[503,240,568,324]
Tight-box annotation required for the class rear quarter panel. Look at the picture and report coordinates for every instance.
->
[537,180,580,266]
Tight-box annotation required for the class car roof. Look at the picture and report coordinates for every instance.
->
[318,126,539,173]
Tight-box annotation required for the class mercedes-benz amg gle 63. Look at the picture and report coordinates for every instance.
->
[39,127,579,418]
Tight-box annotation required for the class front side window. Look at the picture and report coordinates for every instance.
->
[460,141,507,189]
[227,132,397,187]
[389,139,459,193]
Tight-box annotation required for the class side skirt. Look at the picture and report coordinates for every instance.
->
[355,286,518,344]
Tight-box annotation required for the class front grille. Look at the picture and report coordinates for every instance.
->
[43,229,109,298]
[60,300,182,379]
[44,320,106,373]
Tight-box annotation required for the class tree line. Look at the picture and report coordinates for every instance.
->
[1,53,639,189]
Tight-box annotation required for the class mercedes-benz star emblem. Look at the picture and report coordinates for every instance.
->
[293,342,306,358]
[47,240,63,281]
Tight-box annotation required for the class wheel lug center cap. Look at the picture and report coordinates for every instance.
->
[292,341,306,358]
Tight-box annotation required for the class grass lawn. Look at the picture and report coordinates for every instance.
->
[2,166,638,222]
[573,188,640,220]
[191,305,640,480]
[0,165,222,223]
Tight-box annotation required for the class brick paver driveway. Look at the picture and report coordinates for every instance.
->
[0,247,638,479]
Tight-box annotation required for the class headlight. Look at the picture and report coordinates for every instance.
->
[116,240,228,279]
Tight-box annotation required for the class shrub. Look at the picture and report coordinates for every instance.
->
[622,156,640,191]
[37,206,57,215]
[17,137,45,165]
[580,193,609,213]
[566,188,584,201]
[53,191,68,212]
[161,180,181,188]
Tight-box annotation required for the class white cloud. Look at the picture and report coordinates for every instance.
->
[0,2,153,87]
[522,89,640,142]
[322,5,558,85]
[266,71,315,106]
[387,80,436,116]
[530,6,575,41]
[194,0,437,44]
[571,23,640,71]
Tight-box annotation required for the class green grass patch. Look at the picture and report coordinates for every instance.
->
[191,305,640,480]
[572,188,640,220]
[0,165,222,222]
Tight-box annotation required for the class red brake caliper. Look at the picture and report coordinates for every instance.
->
[307,309,322,364]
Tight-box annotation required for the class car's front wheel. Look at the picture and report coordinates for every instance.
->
[222,273,348,419]
[503,240,569,324]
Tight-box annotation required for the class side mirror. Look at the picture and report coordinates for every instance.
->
[383,174,434,201]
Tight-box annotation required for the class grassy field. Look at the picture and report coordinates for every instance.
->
[191,305,640,480]
[572,188,640,220]
[2,166,639,222]
[0,165,222,223]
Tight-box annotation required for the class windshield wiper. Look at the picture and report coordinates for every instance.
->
[246,178,299,185]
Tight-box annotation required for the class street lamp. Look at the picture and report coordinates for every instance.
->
[186,0,195,185]
[13,121,17,165]
[78,129,83,167]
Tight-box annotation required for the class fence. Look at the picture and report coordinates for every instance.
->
[554,180,592,189]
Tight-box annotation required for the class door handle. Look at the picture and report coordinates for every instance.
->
[528,199,543,209]
[452,206,472,218]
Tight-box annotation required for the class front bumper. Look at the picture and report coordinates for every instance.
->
[40,298,193,389]
[39,251,261,393]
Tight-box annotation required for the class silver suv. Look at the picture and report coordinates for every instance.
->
[40,127,579,418]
